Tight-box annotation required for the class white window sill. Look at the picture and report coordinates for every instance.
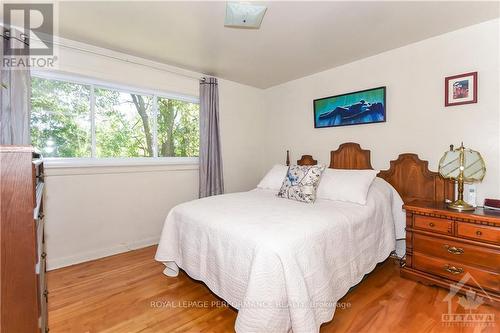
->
[44,157,199,169]
[43,157,199,176]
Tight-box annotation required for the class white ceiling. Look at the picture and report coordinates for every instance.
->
[58,1,500,88]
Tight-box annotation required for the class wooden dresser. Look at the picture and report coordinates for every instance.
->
[402,200,500,304]
[0,146,48,332]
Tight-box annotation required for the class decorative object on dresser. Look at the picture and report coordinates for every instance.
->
[0,146,48,332]
[484,198,500,211]
[438,143,486,211]
[402,201,499,305]
[445,71,478,107]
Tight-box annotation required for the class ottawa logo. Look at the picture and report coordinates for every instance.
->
[441,272,495,327]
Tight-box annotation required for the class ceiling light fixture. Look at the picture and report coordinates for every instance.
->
[224,2,267,29]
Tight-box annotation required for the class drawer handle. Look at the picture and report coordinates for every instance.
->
[429,222,435,228]
[476,230,482,236]
[443,245,464,255]
[444,264,464,275]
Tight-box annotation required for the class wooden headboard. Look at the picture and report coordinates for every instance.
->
[295,142,454,203]
[329,142,372,169]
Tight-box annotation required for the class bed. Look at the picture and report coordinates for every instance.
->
[155,143,454,333]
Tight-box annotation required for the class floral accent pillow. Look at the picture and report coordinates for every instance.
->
[278,165,326,203]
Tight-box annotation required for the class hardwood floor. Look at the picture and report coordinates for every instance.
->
[48,246,498,333]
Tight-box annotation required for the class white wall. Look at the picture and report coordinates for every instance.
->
[44,40,266,269]
[263,19,500,204]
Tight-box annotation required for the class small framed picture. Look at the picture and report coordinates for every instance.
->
[445,72,477,107]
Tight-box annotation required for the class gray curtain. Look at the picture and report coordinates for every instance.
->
[199,77,224,198]
[0,30,31,145]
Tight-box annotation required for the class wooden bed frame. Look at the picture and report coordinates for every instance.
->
[289,144,500,306]
[291,142,454,204]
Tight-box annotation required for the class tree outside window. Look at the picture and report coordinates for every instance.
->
[31,77,91,157]
[31,76,199,158]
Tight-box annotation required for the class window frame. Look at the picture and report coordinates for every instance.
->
[31,70,200,167]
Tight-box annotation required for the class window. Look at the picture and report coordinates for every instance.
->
[157,97,199,157]
[95,88,153,157]
[30,75,199,160]
[31,78,91,157]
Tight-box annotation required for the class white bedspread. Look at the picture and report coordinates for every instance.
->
[155,178,405,333]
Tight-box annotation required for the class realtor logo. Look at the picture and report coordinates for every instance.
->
[2,2,57,69]
[442,273,495,327]
[3,3,53,55]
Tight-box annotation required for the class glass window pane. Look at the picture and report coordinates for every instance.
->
[95,88,153,157]
[157,97,199,157]
[31,77,91,157]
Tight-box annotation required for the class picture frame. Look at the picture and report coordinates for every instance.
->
[445,72,477,107]
[313,86,386,128]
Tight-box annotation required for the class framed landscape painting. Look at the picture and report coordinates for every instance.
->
[313,86,386,128]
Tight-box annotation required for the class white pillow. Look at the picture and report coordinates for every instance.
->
[257,164,289,191]
[316,168,378,205]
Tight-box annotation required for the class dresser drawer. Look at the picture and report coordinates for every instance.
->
[457,223,499,245]
[413,233,500,271]
[414,215,453,235]
[414,253,499,292]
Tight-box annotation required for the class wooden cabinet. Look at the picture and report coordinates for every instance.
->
[0,146,47,332]
[402,201,500,305]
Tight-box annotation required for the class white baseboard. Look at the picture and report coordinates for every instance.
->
[46,236,160,271]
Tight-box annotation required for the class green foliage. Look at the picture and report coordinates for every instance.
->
[95,88,153,158]
[31,77,200,158]
[31,77,91,157]
[157,97,199,157]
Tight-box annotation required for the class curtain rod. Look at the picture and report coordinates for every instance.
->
[46,38,205,82]
[2,28,206,82]
[1,30,29,46]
